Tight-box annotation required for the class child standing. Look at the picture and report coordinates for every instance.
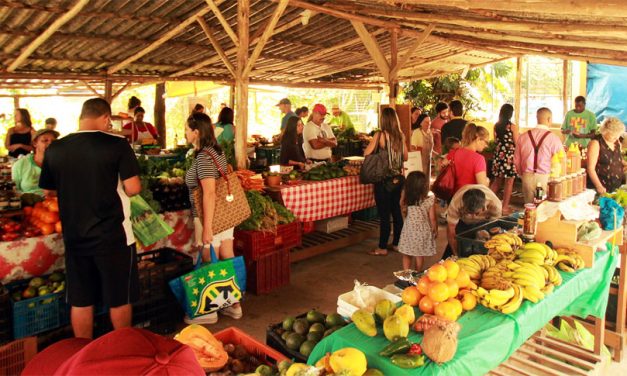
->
[398,171,438,271]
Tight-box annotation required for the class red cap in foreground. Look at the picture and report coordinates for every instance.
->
[312,103,328,116]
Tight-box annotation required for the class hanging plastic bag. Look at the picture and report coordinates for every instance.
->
[599,197,624,230]
[130,195,174,246]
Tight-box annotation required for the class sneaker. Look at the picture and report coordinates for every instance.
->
[220,305,243,320]
[184,312,218,325]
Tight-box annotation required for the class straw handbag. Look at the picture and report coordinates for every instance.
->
[192,149,251,234]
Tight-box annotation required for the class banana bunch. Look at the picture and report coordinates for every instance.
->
[485,233,522,262]
[475,285,523,314]
[480,263,513,290]
[542,264,562,286]
[554,248,585,272]
[506,260,546,289]
[514,242,557,266]
[457,254,496,281]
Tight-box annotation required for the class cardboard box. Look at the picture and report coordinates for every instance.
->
[315,216,349,233]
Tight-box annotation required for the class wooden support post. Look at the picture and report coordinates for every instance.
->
[111,81,132,101]
[205,0,239,47]
[388,30,398,108]
[155,83,166,148]
[235,0,250,170]
[563,60,570,117]
[243,0,289,77]
[514,57,522,126]
[7,0,89,72]
[229,84,235,108]
[104,79,113,103]
[197,16,237,78]
[13,96,20,111]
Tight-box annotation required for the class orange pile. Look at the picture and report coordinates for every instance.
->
[402,260,477,322]
[23,197,62,235]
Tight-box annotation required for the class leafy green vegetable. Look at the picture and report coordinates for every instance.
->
[237,191,296,231]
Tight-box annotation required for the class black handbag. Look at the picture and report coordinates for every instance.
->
[360,132,390,184]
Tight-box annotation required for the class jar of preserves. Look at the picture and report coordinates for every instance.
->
[523,203,537,241]
[548,179,563,202]
[572,173,580,195]
[563,175,572,198]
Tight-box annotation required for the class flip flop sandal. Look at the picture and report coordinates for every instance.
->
[368,249,388,256]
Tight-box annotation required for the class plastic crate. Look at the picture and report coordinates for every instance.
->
[352,206,378,221]
[0,337,37,375]
[246,248,290,295]
[235,222,302,261]
[215,327,287,365]
[0,285,11,344]
[137,248,193,301]
[7,278,68,339]
[456,219,521,257]
[266,313,308,363]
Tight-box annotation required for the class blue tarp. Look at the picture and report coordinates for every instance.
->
[587,63,627,125]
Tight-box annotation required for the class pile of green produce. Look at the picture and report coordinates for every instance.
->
[303,163,347,181]
[604,188,627,206]
[237,191,296,231]
[11,272,65,301]
[273,310,348,359]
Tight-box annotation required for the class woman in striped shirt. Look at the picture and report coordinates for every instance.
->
[185,112,243,324]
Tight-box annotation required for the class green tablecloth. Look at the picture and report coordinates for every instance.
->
[308,250,617,375]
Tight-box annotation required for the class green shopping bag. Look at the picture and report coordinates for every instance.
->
[169,246,246,318]
[130,196,174,246]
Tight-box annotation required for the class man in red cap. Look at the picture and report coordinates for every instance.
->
[303,103,337,162]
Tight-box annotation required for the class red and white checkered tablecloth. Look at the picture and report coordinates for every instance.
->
[279,176,375,222]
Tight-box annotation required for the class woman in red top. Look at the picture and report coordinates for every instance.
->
[122,107,158,144]
[447,123,490,194]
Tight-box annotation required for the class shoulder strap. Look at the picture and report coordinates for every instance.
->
[198,148,232,195]
[528,131,551,173]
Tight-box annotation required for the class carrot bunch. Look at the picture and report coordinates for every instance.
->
[235,170,265,191]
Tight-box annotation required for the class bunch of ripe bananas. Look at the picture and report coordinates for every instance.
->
[514,242,557,265]
[456,254,496,281]
[554,248,586,272]
[484,233,523,262]
[475,285,523,314]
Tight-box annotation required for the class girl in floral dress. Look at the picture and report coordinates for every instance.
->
[398,171,437,271]
[490,104,518,215]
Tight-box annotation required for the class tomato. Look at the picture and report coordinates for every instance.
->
[48,201,59,213]
[23,207,33,216]
[55,222,62,234]
[41,211,59,225]
[2,224,13,232]
[40,224,55,236]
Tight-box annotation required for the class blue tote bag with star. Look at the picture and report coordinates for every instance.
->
[169,245,246,318]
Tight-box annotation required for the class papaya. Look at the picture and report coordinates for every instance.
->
[174,325,228,371]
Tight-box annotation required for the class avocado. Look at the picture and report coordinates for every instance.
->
[281,331,291,341]
[278,360,293,373]
[306,310,325,324]
[293,318,310,335]
[323,327,337,337]
[285,332,305,351]
[325,313,346,328]
[307,332,322,343]
[282,316,296,331]
[255,365,273,376]
[299,340,317,357]
[309,322,325,333]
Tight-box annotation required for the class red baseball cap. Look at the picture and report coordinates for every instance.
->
[312,103,328,116]
[22,328,205,376]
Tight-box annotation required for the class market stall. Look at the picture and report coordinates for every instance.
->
[265,175,374,223]
[308,250,616,375]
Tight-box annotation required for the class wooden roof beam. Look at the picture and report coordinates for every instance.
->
[7,0,89,72]
[328,4,627,39]
[390,24,435,78]
[205,0,239,47]
[370,0,627,18]
[280,0,398,30]
[107,3,222,74]
[170,11,307,78]
[292,60,374,83]
[196,17,236,78]
[80,80,103,98]
[351,21,390,81]
[243,0,289,77]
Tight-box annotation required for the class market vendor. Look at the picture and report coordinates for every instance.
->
[445,184,502,258]
[330,104,354,131]
[280,116,307,169]
[587,117,626,194]
[122,107,158,144]
[562,96,598,148]
[12,129,59,196]
[303,103,337,162]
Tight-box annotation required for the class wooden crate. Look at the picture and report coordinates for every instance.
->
[536,211,623,268]
[488,333,606,376]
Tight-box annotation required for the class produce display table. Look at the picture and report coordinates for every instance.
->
[265,176,375,222]
[0,210,195,284]
[309,250,617,375]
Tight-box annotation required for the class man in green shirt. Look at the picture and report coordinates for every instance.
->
[561,96,598,148]
[329,104,354,131]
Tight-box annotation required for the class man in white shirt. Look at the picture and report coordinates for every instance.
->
[303,103,337,161]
